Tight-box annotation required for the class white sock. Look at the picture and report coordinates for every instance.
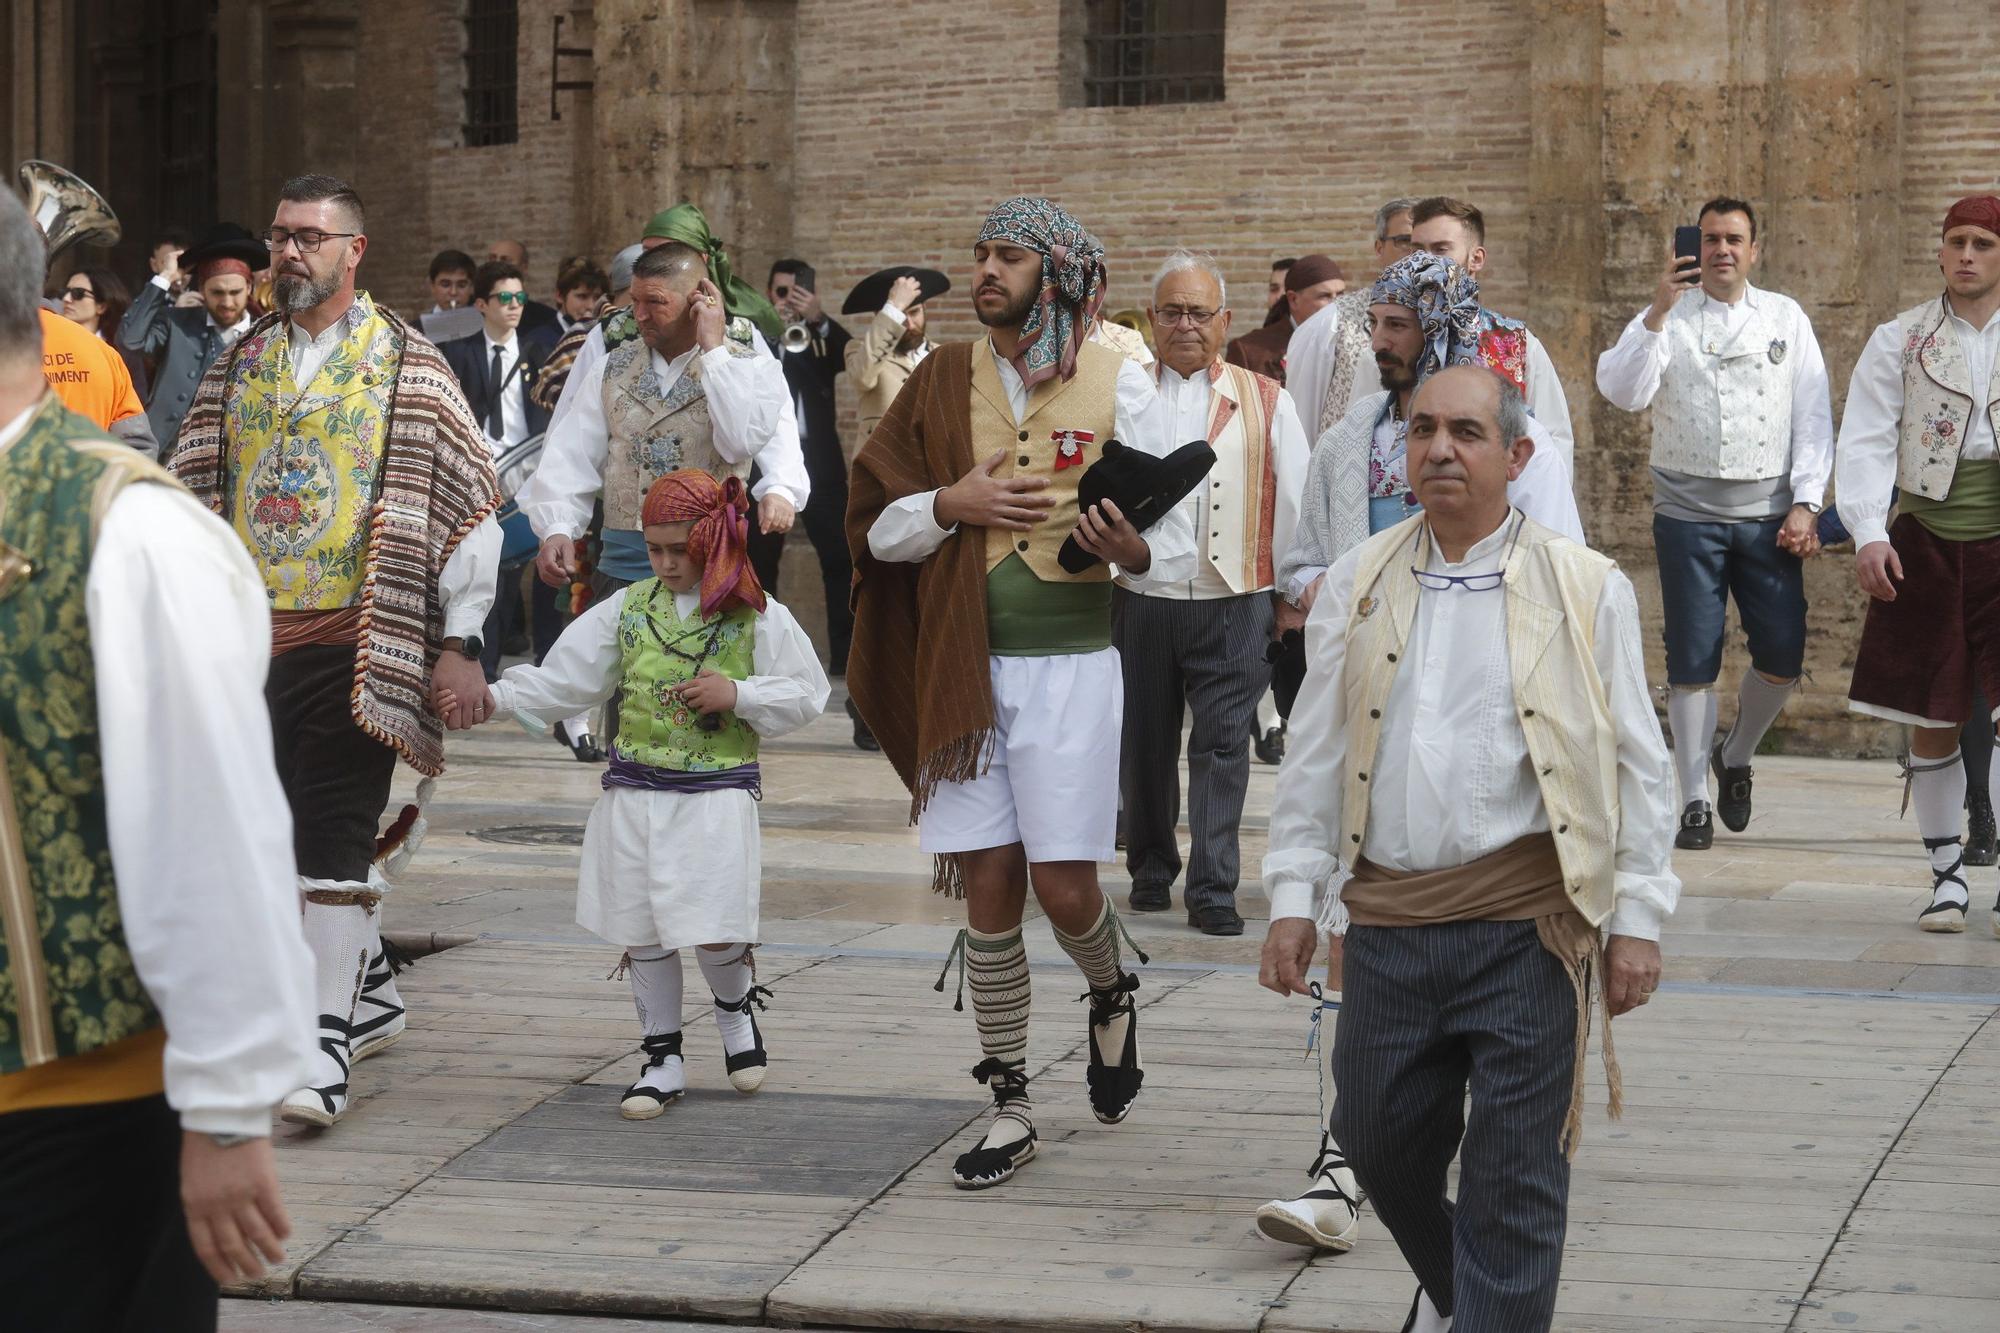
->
[626,945,682,1034]
[697,943,758,1056]
[1913,751,1969,907]
[564,710,594,738]
[624,946,684,1098]
[1667,688,1717,808]
[1722,674,1794,768]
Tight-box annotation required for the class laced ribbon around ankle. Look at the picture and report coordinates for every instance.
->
[1900,752,1964,818]
[1077,970,1140,1026]
[1923,834,1968,900]
[714,985,774,1014]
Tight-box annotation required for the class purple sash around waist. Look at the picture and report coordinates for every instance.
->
[603,754,763,798]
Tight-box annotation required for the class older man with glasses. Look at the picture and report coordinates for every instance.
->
[1262,364,1677,1333]
[171,173,502,1130]
[1114,250,1310,935]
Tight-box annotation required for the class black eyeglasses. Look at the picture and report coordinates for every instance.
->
[1409,513,1524,593]
[263,227,358,253]
[61,286,96,302]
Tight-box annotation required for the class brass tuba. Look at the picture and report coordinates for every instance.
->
[18,160,121,264]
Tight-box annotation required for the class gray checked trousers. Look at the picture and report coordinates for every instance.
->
[1333,920,1579,1332]
[1111,588,1274,911]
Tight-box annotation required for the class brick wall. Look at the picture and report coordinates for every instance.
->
[352,0,596,316]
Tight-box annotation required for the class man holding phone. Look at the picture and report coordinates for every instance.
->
[1595,197,1833,850]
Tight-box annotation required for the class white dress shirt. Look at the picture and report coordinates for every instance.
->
[865,347,1197,589]
[1,400,318,1134]
[1595,286,1833,511]
[481,329,529,448]
[524,337,807,540]
[1140,360,1309,598]
[1263,512,1679,942]
[491,587,830,736]
[1836,299,2000,551]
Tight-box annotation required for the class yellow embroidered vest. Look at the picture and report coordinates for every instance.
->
[226,299,397,609]
[1338,514,1622,927]
[975,338,1121,581]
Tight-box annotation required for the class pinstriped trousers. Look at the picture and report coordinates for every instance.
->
[1333,921,1577,1332]
[1111,588,1275,911]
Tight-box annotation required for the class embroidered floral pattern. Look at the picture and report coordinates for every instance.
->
[1477,314,1529,392]
[615,580,760,773]
[226,301,395,609]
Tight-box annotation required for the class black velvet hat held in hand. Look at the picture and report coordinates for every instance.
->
[1057,439,1217,574]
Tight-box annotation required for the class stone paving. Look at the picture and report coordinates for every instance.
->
[220,687,2000,1332]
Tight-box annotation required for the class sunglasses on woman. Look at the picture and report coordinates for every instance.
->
[62,286,97,302]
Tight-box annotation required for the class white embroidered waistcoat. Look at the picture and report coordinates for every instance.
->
[1184,362,1280,595]
[601,338,755,531]
[1894,296,2000,501]
[1338,514,1620,926]
[1647,286,1797,482]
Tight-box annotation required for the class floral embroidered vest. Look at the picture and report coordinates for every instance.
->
[614,579,759,772]
[1477,308,1531,394]
[601,339,756,533]
[1894,296,2000,504]
[224,298,397,609]
[0,399,168,1073]
[1648,286,1797,482]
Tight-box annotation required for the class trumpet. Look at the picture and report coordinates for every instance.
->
[781,321,812,354]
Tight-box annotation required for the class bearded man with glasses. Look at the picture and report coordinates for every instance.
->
[1262,364,1679,1333]
[1114,250,1309,936]
[171,173,502,1129]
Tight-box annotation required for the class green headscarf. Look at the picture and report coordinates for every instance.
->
[642,203,784,342]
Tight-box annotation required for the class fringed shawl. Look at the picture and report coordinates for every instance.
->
[170,295,499,777]
[844,343,994,890]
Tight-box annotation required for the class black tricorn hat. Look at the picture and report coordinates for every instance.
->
[842,265,951,316]
[182,222,268,273]
[1057,439,1218,574]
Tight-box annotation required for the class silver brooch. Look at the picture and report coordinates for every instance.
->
[1768,339,1787,364]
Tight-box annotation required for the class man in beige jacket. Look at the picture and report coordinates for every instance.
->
[844,267,945,448]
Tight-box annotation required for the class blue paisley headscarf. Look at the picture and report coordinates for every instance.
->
[976,196,1107,389]
[1369,252,1483,384]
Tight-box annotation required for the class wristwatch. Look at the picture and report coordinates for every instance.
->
[457,635,483,661]
[205,1131,260,1149]
[1798,501,1822,514]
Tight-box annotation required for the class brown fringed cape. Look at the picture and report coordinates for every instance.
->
[171,296,500,778]
[844,342,995,892]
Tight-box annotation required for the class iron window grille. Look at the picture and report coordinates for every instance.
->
[1078,0,1226,108]
[464,0,519,147]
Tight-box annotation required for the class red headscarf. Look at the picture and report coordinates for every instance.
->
[195,256,253,288]
[639,470,767,618]
[1943,196,2000,240]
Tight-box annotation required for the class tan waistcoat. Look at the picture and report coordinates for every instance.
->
[1894,296,2000,501]
[602,338,755,531]
[1339,514,1621,927]
[975,338,1121,583]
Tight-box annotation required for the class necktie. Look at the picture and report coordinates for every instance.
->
[487,344,506,440]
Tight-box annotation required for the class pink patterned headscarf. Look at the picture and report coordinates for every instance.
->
[640,470,767,618]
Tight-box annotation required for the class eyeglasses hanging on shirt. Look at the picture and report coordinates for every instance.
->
[1408,511,1524,593]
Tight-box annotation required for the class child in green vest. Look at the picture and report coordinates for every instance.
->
[447,470,829,1117]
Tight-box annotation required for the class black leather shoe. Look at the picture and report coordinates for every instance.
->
[1968,792,1998,867]
[1675,800,1714,850]
[845,697,880,752]
[1129,882,1171,913]
[1710,741,1753,833]
[1188,904,1244,936]
[554,720,605,763]
[1253,724,1286,766]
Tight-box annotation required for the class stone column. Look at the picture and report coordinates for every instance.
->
[590,0,685,261]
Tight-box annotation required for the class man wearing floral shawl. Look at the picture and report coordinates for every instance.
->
[845,197,1195,1190]
[1251,251,1590,1250]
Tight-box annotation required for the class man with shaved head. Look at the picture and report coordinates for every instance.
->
[1261,364,1678,1332]
[517,241,805,746]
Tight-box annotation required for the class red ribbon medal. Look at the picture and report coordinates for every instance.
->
[1052,428,1095,471]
